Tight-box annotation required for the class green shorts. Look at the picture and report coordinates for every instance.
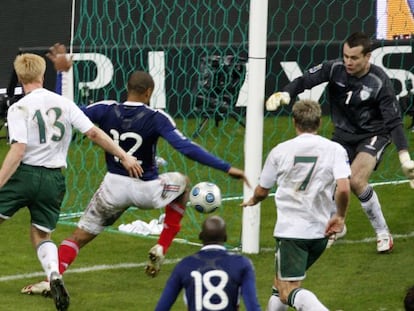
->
[274,237,328,281]
[0,163,66,232]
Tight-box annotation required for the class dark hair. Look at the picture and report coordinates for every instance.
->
[127,71,154,95]
[405,286,414,311]
[345,32,372,55]
[198,215,227,245]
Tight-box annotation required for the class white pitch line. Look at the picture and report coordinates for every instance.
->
[0,259,181,282]
[2,231,414,282]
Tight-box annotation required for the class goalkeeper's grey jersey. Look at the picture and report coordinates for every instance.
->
[283,60,407,148]
[259,133,351,239]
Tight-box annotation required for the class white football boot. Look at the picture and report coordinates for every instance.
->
[326,224,347,248]
[376,232,393,253]
[21,280,51,296]
[145,244,165,277]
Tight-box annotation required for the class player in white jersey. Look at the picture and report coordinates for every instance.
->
[0,53,142,311]
[242,100,351,311]
[266,32,414,253]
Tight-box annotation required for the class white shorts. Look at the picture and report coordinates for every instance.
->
[77,172,187,235]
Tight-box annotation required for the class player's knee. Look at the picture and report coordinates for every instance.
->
[278,281,301,304]
[350,176,366,195]
[173,174,191,206]
[278,288,290,304]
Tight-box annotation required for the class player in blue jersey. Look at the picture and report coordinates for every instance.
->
[155,215,261,311]
[22,44,249,295]
[266,32,414,253]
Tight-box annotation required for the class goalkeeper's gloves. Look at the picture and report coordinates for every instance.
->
[399,151,414,188]
[265,92,291,111]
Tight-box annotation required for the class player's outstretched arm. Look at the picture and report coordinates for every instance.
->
[227,167,251,188]
[240,185,269,207]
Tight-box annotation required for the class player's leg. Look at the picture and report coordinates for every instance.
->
[31,227,69,310]
[59,173,131,273]
[22,172,125,297]
[58,228,97,274]
[145,172,189,277]
[266,281,288,311]
[29,167,70,310]
[268,238,328,311]
[31,227,59,283]
[287,287,329,311]
[351,136,393,253]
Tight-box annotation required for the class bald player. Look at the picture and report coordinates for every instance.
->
[155,215,262,311]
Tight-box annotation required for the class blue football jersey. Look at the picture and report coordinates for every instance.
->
[82,101,231,180]
[155,245,261,311]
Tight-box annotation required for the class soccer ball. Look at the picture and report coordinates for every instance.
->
[189,182,222,214]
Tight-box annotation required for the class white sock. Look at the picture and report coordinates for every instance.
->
[37,240,59,281]
[266,295,288,311]
[289,288,329,311]
[359,186,389,234]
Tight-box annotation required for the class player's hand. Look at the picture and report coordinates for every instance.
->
[227,167,251,188]
[46,43,73,72]
[120,154,143,178]
[325,215,345,236]
[265,92,290,111]
[240,197,257,207]
[401,160,414,188]
[399,151,414,189]
[401,160,414,179]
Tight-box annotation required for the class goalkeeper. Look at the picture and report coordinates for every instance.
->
[22,44,249,296]
[266,32,414,253]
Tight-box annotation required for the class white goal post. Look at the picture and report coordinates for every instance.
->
[242,0,269,254]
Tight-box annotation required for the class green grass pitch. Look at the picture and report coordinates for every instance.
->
[0,116,413,310]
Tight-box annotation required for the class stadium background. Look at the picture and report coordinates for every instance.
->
[0,0,413,246]
[0,1,414,310]
[0,0,374,92]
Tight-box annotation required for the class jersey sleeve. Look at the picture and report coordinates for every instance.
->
[258,147,279,189]
[283,60,333,98]
[7,103,28,144]
[68,101,94,133]
[156,111,231,172]
[154,264,183,311]
[333,143,351,180]
[376,74,409,151]
[240,257,262,311]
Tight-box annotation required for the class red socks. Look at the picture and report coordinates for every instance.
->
[58,239,80,274]
[157,203,186,254]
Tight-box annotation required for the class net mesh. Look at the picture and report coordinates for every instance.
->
[60,0,414,247]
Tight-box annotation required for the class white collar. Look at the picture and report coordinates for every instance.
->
[200,244,226,251]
